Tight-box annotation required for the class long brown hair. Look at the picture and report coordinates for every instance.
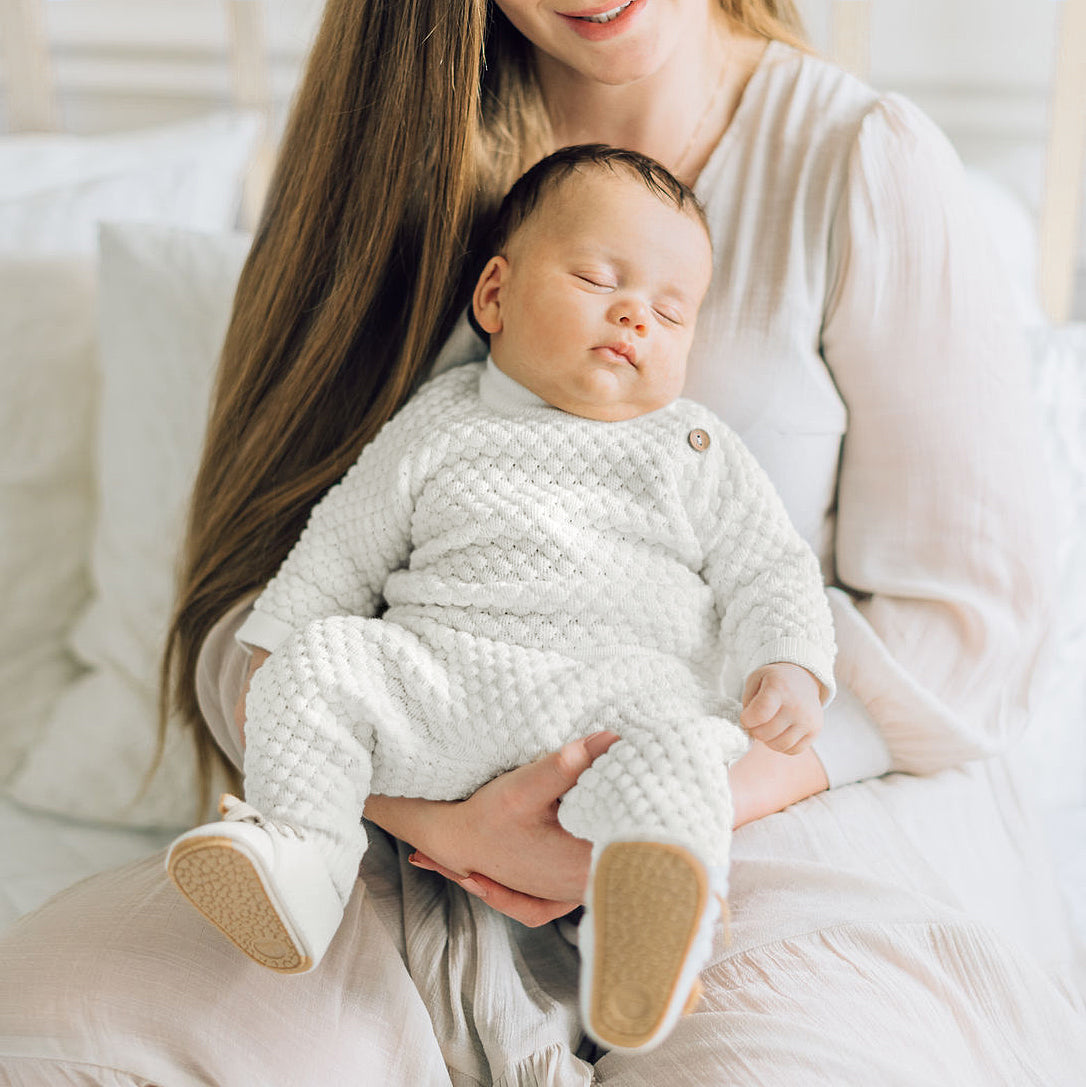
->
[160,0,809,814]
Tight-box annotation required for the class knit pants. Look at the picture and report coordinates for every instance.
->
[243,614,750,898]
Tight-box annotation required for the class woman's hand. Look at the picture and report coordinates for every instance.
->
[234,646,270,745]
[402,733,831,920]
[371,731,620,927]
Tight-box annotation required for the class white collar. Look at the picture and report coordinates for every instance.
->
[478,356,552,413]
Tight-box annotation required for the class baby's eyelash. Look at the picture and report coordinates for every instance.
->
[654,308,683,326]
[575,273,615,290]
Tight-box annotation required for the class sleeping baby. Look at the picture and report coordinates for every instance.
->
[166,144,837,1054]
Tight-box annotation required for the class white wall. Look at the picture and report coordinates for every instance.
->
[799,0,1082,315]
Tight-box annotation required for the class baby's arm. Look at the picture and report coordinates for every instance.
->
[700,426,837,753]
[239,392,437,652]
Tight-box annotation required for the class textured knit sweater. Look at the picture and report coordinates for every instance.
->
[239,359,836,708]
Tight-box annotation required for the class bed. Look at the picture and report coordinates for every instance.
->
[0,0,1083,994]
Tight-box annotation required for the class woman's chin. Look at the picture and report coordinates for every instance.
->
[537,11,675,88]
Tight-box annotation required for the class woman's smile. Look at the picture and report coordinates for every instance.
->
[557,0,648,41]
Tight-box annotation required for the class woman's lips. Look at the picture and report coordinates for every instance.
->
[558,0,646,41]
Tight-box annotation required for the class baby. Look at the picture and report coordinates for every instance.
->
[167,145,836,1053]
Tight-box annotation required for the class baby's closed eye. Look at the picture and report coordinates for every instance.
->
[653,305,683,326]
[573,271,616,290]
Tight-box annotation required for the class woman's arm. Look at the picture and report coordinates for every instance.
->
[819,95,1056,776]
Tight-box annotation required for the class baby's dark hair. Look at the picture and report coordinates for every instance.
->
[486,144,710,255]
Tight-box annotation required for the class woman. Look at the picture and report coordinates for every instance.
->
[1,1,1083,1083]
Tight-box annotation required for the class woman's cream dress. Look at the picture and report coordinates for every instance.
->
[1,42,1083,1086]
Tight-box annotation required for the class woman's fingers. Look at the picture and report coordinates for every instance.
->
[408,852,579,927]
[514,730,621,809]
[455,874,581,928]
[405,731,621,913]
[407,851,465,880]
[233,646,271,747]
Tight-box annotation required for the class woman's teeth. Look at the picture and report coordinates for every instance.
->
[579,1,634,23]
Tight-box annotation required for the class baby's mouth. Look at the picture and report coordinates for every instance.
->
[595,342,638,367]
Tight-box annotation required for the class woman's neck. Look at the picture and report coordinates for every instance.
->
[536,18,766,186]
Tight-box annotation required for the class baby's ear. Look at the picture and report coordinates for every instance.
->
[472,255,508,335]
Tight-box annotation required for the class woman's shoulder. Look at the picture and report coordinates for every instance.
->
[703,40,963,233]
[739,41,950,173]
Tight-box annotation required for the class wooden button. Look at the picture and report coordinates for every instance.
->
[688,428,710,452]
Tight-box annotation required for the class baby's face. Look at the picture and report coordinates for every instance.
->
[473,169,713,422]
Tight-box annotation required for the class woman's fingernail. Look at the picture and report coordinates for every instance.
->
[460,877,487,898]
[584,730,620,756]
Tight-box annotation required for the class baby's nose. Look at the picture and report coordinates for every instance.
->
[611,299,649,335]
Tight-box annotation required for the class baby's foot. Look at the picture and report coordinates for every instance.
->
[166,795,344,973]
[580,840,725,1052]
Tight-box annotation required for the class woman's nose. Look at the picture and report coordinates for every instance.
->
[608,297,649,335]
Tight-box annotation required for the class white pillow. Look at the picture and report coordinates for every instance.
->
[9,224,252,827]
[0,112,261,254]
[0,112,262,792]
[1017,323,1086,810]
[0,258,97,784]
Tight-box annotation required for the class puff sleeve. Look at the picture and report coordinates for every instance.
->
[819,95,1057,775]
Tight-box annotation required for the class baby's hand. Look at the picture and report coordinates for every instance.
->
[739,663,824,755]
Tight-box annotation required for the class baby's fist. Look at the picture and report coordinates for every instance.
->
[739,663,824,755]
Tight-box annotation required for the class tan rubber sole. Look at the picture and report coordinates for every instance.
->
[587,842,709,1050]
[168,836,311,973]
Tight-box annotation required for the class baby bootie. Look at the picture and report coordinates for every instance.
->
[166,794,345,974]
[579,840,727,1052]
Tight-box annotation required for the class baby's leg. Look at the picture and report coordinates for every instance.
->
[168,615,418,973]
[557,685,747,1053]
[240,617,391,897]
[557,700,746,868]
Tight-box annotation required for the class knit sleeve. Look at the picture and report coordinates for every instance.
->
[701,427,837,702]
[237,372,466,653]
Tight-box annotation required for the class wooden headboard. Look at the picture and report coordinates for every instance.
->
[2,0,1083,320]
[0,0,276,225]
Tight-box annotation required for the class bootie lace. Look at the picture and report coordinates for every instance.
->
[217,794,303,839]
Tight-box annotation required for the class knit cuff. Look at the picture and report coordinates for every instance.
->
[742,638,837,706]
[235,609,296,654]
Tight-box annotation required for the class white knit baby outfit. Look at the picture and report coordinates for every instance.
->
[236,359,837,900]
